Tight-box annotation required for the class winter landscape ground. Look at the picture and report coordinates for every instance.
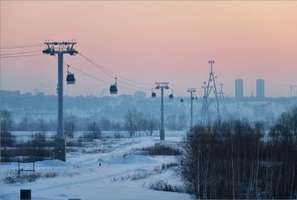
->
[1,131,191,200]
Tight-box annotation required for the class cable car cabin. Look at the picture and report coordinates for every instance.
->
[151,92,156,98]
[66,73,75,84]
[109,84,118,95]
[169,94,174,99]
[180,98,184,103]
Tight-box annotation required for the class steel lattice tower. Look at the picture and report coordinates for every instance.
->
[219,83,227,120]
[201,60,221,125]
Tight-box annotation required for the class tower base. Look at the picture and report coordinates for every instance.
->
[55,138,66,162]
[160,129,165,141]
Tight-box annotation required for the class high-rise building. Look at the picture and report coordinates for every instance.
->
[256,79,265,100]
[235,79,243,100]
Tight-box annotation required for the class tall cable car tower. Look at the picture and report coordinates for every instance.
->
[201,60,220,125]
[187,88,196,130]
[43,41,78,162]
[155,82,169,140]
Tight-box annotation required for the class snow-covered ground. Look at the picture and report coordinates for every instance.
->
[0,132,191,200]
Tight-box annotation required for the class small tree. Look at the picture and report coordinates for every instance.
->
[177,113,187,130]
[99,117,111,131]
[86,121,102,139]
[64,115,77,138]
[124,109,143,137]
[112,120,122,138]
[18,116,31,131]
[37,118,47,133]
[166,114,177,130]
[1,109,15,147]
[147,116,157,136]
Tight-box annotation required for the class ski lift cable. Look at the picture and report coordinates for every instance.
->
[0,50,42,56]
[63,58,149,90]
[60,57,111,85]
[78,51,115,79]
[0,53,44,59]
[78,51,152,86]
[116,82,151,91]
[67,62,151,91]
[69,65,110,85]
[0,43,44,49]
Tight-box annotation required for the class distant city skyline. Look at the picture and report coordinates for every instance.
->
[1,1,297,97]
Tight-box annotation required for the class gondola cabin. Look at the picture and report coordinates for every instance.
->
[110,77,118,95]
[66,73,75,84]
[109,84,118,95]
[180,98,184,103]
[151,92,156,98]
[169,94,173,99]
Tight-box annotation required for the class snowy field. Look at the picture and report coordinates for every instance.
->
[0,131,191,200]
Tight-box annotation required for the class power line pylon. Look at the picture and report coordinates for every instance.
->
[43,41,78,162]
[201,60,220,125]
[219,83,227,119]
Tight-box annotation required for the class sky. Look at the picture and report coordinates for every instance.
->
[1,1,297,98]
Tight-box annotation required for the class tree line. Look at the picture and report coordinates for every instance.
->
[1,108,187,161]
[180,108,297,199]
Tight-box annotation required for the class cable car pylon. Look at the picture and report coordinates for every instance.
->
[42,41,78,162]
[155,82,169,140]
[187,88,196,130]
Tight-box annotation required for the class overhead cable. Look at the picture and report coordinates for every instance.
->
[0,54,44,58]
[0,43,44,49]
[78,51,152,87]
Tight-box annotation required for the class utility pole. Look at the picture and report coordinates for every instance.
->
[187,88,196,131]
[42,41,78,161]
[201,60,220,125]
[155,82,169,140]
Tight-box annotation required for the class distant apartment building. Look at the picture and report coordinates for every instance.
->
[256,79,265,100]
[235,79,243,100]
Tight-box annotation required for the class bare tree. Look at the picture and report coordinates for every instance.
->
[86,121,102,139]
[180,115,297,199]
[124,109,139,137]
[64,115,77,138]
[1,109,15,147]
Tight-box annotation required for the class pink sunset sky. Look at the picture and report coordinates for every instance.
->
[1,1,297,97]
